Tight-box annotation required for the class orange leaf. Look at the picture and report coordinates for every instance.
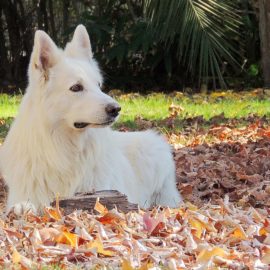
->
[56,231,78,248]
[94,199,108,215]
[259,227,268,236]
[122,259,135,270]
[44,208,62,221]
[4,228,24,239]
[98,212,124,225]
[230,227,247,240]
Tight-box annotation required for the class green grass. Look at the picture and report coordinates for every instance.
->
[0,91,270,141]
[116,92,270,128]
[0,93,22,118]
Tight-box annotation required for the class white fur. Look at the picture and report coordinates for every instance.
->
[0,25,182,213]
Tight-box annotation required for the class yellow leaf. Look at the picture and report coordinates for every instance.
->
[55,193,62,219]
[189,217,204,238]
[186,202,198,211]
[139,262,154,270]
[122,259,135,270]
[231,227,247,240]
[197,247,228,263]
[12,249,21,264]
[63,231,78,247]
[94,199,108,215]
[87,238,114,256]
[56,231,78,248]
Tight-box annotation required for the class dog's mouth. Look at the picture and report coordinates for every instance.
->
[74,122,89,129]
[74,120,115,129]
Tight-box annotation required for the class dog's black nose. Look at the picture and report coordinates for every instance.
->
[105,103,121,118]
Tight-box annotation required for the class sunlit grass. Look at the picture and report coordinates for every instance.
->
[0,91,270,141]
[117,92,270,122]
[0,94,22,118]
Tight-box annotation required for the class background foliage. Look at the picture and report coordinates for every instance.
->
[0,0,264,92]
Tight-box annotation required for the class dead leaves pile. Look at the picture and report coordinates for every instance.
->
[0,198,270,269]
[1,90,270,268]
[174,121,270,209]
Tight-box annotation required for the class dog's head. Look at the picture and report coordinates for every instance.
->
[28,25,120,130]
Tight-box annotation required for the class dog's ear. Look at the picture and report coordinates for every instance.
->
[65,25,93,59]
[30,30,59,77]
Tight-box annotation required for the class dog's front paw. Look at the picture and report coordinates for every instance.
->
[12,201,37,216]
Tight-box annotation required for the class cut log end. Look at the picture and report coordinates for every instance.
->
[51,190,139,214]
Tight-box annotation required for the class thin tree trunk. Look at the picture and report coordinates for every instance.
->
[259,0,270,87]
[48,0,56,41]
[0,2,10,79]
[17,0,33,64]
[34,0,43,29]
[35,0,48,31]
[41,0,49,32]
[2,0,22,82]
[62,0,70,43]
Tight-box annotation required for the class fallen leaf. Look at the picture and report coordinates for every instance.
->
[87,237,114,256]
[44,208,62,221]
[197,247,229,263]
[230,227,247,240]
[94,199,108,215]
[122,259,135,270]
[56,230,78,248]
[12,249,21,264]
[143,212,164,234]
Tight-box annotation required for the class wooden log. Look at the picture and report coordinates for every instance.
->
[51,190,139,214]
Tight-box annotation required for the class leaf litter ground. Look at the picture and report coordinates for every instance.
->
[0,93,270,269]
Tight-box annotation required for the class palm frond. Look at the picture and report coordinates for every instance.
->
[144,0,241,87]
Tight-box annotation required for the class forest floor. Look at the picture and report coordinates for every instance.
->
[0,89,270,269]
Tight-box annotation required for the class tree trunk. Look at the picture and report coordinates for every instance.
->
[48,0,57,41]
[0,2,10,79]
[2,0,22,82]
[62,0,70,44]
[259,0,270,87]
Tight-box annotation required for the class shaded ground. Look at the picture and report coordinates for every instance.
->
[117,112,270,210]
[0,105,270,268]
[1,113,270,210]
[176,138,270,209]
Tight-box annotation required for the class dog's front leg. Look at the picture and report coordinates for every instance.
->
[8,201,37,216]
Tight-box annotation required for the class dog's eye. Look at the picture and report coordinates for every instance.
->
[70,84,83,92]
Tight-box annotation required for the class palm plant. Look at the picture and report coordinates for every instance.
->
[144,0,241,88]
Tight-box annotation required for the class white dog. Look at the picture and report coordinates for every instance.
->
[0,25,181,214]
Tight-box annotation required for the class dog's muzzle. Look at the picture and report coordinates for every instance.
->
[105,103,121,118]
[74,103,121,129]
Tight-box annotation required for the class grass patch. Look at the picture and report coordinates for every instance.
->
[118,92,270,122]
[0,94,22,118]
[0,90,270,142]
